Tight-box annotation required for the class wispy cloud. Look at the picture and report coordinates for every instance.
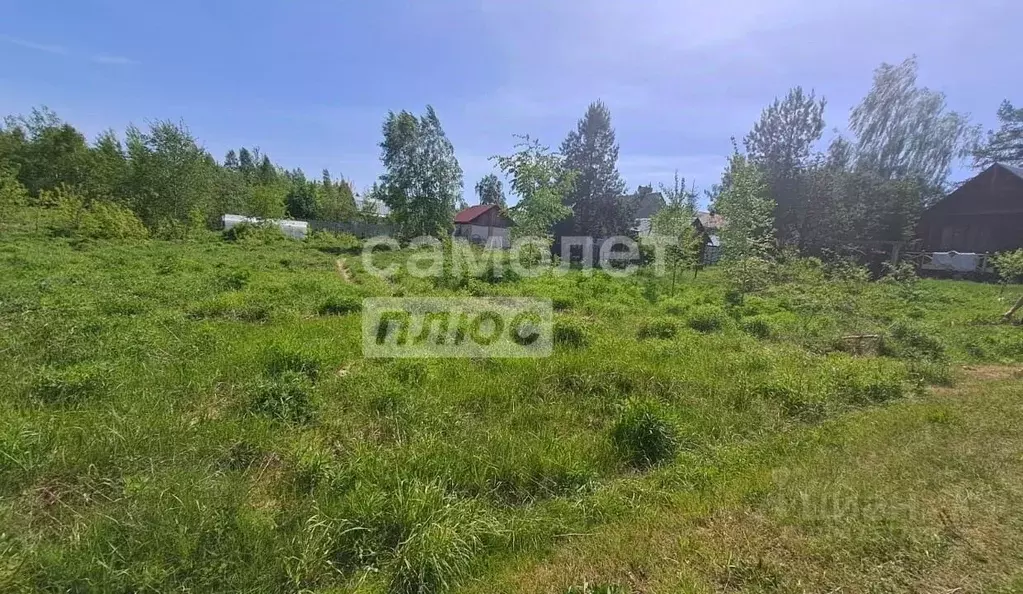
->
[91,54,139,66]
[1,33,137,66]
[0,34,67,56]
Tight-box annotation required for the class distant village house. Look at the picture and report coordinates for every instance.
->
[453,204,513,248]
[917,163,1023,253]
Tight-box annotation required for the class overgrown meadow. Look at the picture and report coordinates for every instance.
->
[2,208,1023,593]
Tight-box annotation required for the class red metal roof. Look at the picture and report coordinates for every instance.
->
[454,204,497,224]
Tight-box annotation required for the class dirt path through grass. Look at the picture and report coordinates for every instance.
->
[467,367,1023,594]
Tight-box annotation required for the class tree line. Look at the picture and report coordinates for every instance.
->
[2,55,1021,248]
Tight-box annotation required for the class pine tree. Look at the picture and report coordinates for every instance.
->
[744,87,826,245]
[974,100,1023,168]
[224,150,239,170]
[560,101,630,237]
[238,148,255,180]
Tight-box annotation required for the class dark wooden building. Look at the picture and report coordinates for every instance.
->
[918,163,1023,252]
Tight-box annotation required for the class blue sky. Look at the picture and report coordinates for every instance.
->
[2,0,1020,205]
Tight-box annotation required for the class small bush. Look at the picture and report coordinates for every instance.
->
[610,400,680,468]
[391,360,429,384]
[992,249,1023,284]
[552,295,574,311]
[318,295,362,316]
[306,230,361,255]
[834,364,905,405]
[46,188,149,240]
[907,360,955,387]
[217,268,250,291]
[263,345,322,380]
[554,319,588,348]
[884,320,946,361]
[249,371,316,424]
[223,222,284,243]
[741,315,774,339]
[637,318,679,340]
[658,297,690,316]
[687,305,728,333]
[756,382,825,421]
[30,364,107,405]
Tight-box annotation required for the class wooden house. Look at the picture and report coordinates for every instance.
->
[918,163,1023,253]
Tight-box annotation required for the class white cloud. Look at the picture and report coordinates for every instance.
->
[1,33,137,66]
[0,34,67,55]
[91,54,139,66]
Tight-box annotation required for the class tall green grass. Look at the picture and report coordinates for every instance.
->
[1,207,1022,592]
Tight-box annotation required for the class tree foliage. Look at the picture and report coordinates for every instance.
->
[744,87,826,244]
[475,173,506,208]
[492,136,574,241]
[378,106,463,239]
[650,172,703,292]
[973,100,1023,169]
[850,56,978,192]
[560,101,631,237]
[713,152,776,295]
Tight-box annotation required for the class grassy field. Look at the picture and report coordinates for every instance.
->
[2,209,1023,593]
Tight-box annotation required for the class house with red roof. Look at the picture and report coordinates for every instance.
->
[453,204,513,247]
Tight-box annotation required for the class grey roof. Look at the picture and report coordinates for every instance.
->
[696,211,725,230]
[631,192,665,219]
[1001,163,1023,180]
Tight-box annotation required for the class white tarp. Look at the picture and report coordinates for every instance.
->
[929,251,981,272]
[222,214,309,240]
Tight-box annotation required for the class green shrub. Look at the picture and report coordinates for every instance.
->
[263,345,322,380]
[554,319,588,348]
[217,268,250,291]
[343,481,498,594]
[658,297,690,316]
[610,400,680,468]
[391,360,429,384]
[992,249,1023,284]
[248,371,316,424]
[833,363,905,405]
[884,320,946,361]
[552,295,575,311]
[637,318,679,340]
[741,315,774,339]
[306,230,362,255]
[317,295,362,316]
[223,222,284,243]
[687,305,728,333]
[30,363,107,405]
[47,187,148,240]
[756,382,825,421]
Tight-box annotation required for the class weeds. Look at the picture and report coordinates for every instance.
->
[610,400,681,469]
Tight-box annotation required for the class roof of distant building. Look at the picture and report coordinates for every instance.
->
[697,211,725,230]
[454,204,498,224]
[632,191,665,219]
[1001,163,1023,180]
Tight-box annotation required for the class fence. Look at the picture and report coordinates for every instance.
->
[309,219,395,238]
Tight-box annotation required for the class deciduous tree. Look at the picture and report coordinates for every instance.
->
[493,135,574,241]
[377,106,463,239]
[475,173,506,208]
